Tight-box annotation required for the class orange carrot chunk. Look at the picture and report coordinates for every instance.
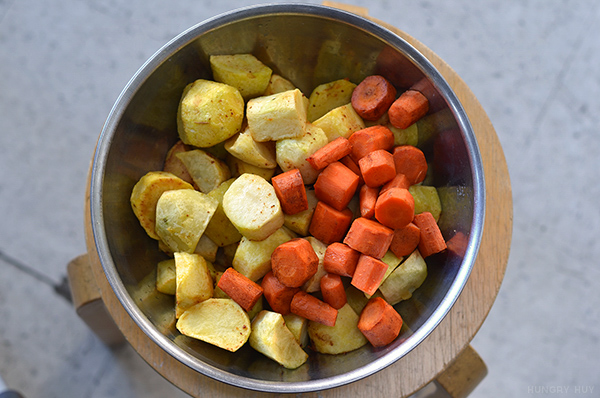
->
[314,161,359,211]
[217,267,264,312]
[271,238,319,288]
[374,187,415,230]
[306,137,353,171]
[413,211,447,258]
[340,155,364,186]
[348,125,395,161]
[290,290,338,327]
[320,273,347,310]
[358,149,396,188]
[271,168,308,215]
[380,173,411,195]
[389,222,421,258]
[388,89,430,130]
[309,201,353,245]
[351,254,389,296]
[392,145,428,185]
[358,296,403,347]
[323,242,360,277]
[261,271,300,315]
[359,184,379,219]
[343,217,394,259]
[351,75,397,121]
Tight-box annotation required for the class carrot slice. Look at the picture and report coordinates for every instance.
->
[348,125,395,161]
[358,296,403,347]
[290,290,338,327]
[380,173,411,195]
[340,155,364,186]
[261,271,300,315]
[343,217,394,259]
[358,149,396,188]
[351,75,397,121]
[217,267,264,312]
[323,242,360,277]
[271,238,319,288]
[313,161,359,211]
[359,184,379,219]
[308,201,353,245]
[392,145,428,185]
[351,254,389,296]
[374,187,415,230]
[306,137,353,171]
[388,89,430,130]
[389,222,421,258]
[271,168,308,215]
[413,211,447,257]
[320,273,347,310]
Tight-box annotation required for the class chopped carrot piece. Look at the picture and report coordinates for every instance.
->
[392,145,428,185]
[358,149,396,187]
[217,267,264,312]
[348,125,395,161]
[374,187,415,230]
[314,161,359,211]
[351,75,397,121]
[290,290,338,327]
[340,155,364,185]
[271,238,319,288]
[389,222,421,258]
[343,217,393,259]
[359,184,379,219]
[358,296,403,347]
[323,242,360,277]
[320,273,347,310]
[380,173,411,195]
[446,230,469,259]
[413,211,447,258]
[271,168,308,215]
[351,254,389,296]
[308,201,353,245]
[261,271,300,315]
[306,137,352,170]
[388,89,430,130]
[411,77,446,113]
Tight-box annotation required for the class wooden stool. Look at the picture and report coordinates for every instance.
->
[67,4,512,397]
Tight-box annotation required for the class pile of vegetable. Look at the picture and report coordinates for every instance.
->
[130,53,449,369]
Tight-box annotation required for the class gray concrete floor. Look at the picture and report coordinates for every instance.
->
[1,1,598,397]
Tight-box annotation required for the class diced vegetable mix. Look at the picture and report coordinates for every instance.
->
[129,53,451,369]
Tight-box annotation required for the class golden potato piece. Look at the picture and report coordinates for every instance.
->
[283,313,309,348]
[250,310,308,369]
[156,259,176,295]
[175,252,214,318]
[307,79,357,122]
[176,149,231,194]
[203,179,243,247]
[301,236,327,293]
[222,173,284,241]
[177,298,251,352]
[379,249,428,305]
[177,79,244,148]
[224,127,277,169]
[312,103,365,142]
[263,74,296,96]
[389,122,419,147]
[163,140,194,186]
[247,89,307,142]
[308,303,368,355]
[210,54,272,100]
[276,123,328,185]
[155,189,218,254]
[193,234,218,262]
[409,185,442,222]
[130,171,194,240]
[227,154,276,180]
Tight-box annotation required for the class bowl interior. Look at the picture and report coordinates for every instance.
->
[91,4,484,393]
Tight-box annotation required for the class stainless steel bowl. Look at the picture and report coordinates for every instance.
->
[90,3,485,393]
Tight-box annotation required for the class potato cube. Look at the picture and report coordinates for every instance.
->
[155,189,218,254]
[163,140,194,186]
[389,122,419,147]
[409,185,442,222]
[264,74,296,96]
[379,249,428,305]
[250,310,308,369]
[194,234,218,262]
[203,179,243,247]
[233,227,295,281]
[224,127,277,169]
[175,252,214,318]
[308,303,368,354]
[227,154,276,180]
[247,89,307,142]
[276,123,328,185]
[130,171,194,240]
[283,313,309,348]
[222,173,284,241]
[307,79,357,122]
[312,103,365,142]
[156,259,176,295]
[283,189,318,236]
[177,79,244,148]
[176,298,251,352]
[176,149,231,194]
[210,54,272,100]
